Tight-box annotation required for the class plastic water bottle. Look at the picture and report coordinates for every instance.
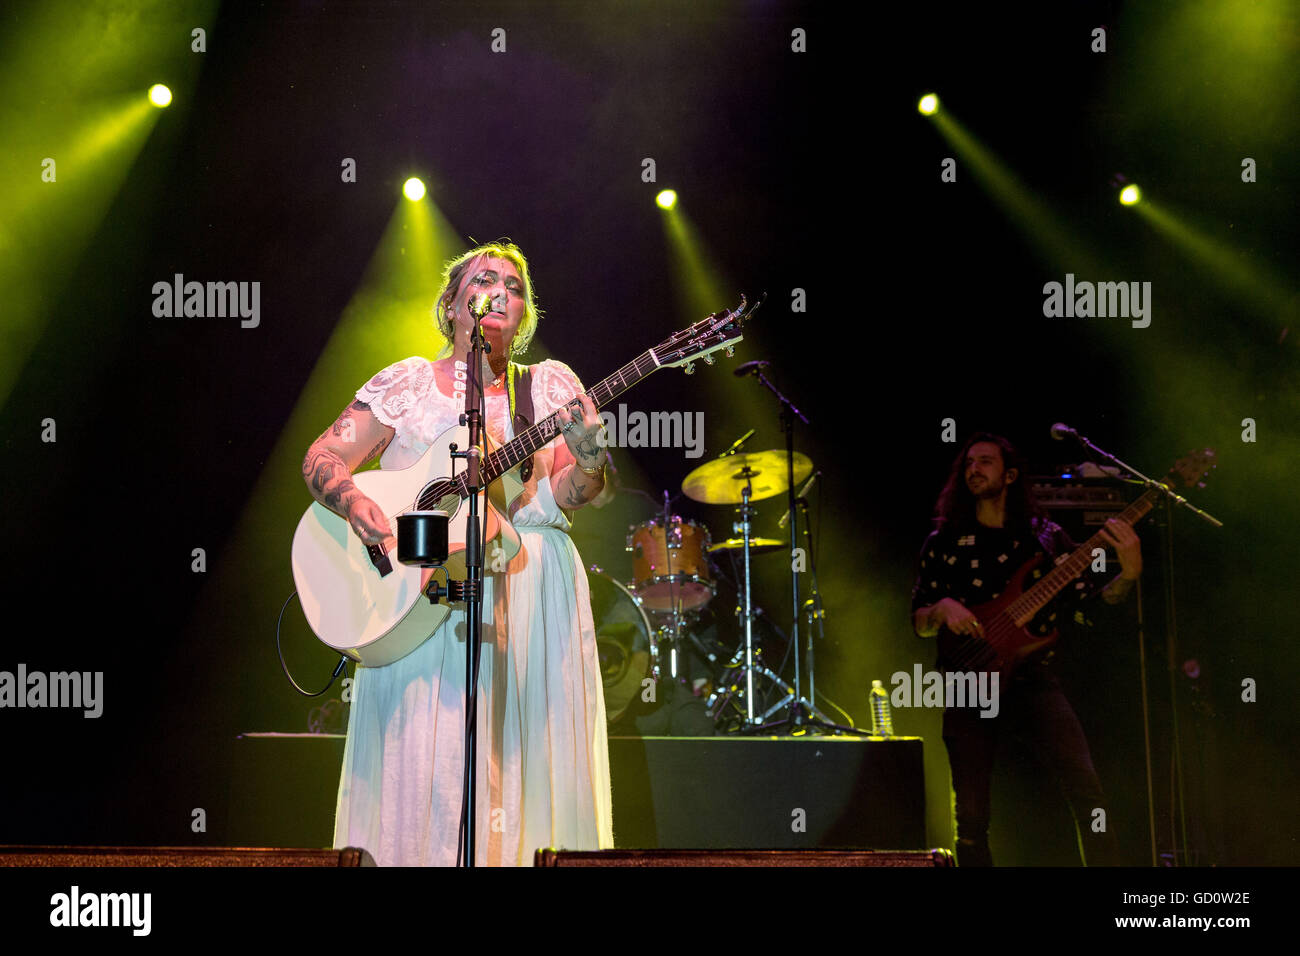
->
[870,679,894,737]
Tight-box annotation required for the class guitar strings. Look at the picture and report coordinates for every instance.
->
[382,318,721,530]
[411,349,662,513]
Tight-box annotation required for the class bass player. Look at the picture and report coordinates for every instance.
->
[911,432,1141,866]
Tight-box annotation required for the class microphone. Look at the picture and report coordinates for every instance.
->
[718,428,755,458]
[1050,422,1077,441]
[778,470,820,529]
[733,360,770,377]
[468,292,492,319]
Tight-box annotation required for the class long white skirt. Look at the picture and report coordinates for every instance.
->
[333,526,613,866]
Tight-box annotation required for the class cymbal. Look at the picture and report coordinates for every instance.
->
[681,450,813,504]
[707,537,786,555]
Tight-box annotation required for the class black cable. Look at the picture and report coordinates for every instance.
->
[276,589,349,696]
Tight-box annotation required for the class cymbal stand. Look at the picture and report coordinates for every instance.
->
[753,479,850,734]
[797,495,827,713]
[735,469,758,724]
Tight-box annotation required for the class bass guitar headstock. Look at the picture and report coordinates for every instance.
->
[1163,447,1217,490]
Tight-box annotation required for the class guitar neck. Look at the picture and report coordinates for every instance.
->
[455,348,664,494]
[1008,488,1159,624]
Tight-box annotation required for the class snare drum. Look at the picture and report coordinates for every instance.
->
[588,567,655,724]
[626,516,715,612]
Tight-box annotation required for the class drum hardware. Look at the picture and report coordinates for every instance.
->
[706,536,785,555]
[588,565,657,724]
[680,450,813,505]
[735,467,760,725]
[614,440,846,735]
[706,644,795,731]
[651,612,692,681]
[732,366,816,733]
[627,495,716,613]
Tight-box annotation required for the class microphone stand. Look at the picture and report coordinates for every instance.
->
[740,367,833,733]
[455,311,491,867]
[1062,428,1221,867]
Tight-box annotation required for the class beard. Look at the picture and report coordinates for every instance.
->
[967,475,1005,500]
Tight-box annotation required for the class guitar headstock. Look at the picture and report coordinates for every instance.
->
[655,293,764,374]
[1164,447,1217,489]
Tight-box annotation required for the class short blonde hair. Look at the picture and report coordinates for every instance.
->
[432,240,542,358]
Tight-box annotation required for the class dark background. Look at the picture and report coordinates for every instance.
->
[2,0,1296,865]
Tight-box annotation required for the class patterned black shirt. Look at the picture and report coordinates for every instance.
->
[911,518,1108,640]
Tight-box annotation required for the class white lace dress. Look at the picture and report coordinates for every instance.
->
[332,356,613,866]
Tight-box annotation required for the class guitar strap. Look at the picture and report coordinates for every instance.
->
[507,362,535,482]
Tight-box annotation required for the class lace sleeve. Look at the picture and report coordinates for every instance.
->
[531,358,585,419]
[355,356,434,431]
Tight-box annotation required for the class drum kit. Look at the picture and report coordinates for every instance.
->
[592,444,838,734]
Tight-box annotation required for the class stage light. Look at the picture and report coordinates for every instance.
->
[148,84,172,108]
[656,189,677,210]
[403,177,426,201]
[918,93,939,115]
[1119,184,1141,205]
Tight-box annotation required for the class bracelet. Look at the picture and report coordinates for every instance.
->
[577,460,605,478]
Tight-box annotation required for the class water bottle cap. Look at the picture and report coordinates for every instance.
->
[871,679,883,688]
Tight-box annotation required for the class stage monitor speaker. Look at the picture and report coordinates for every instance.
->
[0,845,374,867]
[608,736,926,849]
[536,848,953,867]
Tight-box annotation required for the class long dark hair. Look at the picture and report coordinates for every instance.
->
[931,432,1046,532]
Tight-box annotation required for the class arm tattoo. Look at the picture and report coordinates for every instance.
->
[303,447,362,517]
[304,448,336,494]
[324,478,359,515]
[572,435,603,464]
[562,477,589,508]
[560,464,604,508]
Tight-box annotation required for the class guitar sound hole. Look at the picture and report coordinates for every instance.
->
[418,479,460,513]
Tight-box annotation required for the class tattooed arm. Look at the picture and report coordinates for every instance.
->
[550,393,606,510]
[302,400,397,544]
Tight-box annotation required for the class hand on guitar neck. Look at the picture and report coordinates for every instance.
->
[1097,517,1141,602]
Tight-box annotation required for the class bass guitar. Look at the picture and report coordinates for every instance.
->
[936,448,1216,682]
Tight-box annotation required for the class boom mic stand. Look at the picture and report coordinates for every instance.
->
[394,295,490,866]
[1059,426,1221,867]
[738,368,846,735]
[455,294,492,866]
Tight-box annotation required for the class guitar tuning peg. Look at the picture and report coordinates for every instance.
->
[725,345,734,357]
[684,361,695,375]
[703,353,715,365]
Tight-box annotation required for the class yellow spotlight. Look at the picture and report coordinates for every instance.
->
[656,189,677,210]
[1119,184,1141,206]
[148,84,172,108]
[918,93,939,115]
[403,177,426,201]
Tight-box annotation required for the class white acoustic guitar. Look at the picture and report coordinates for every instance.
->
[291,298,758,667]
